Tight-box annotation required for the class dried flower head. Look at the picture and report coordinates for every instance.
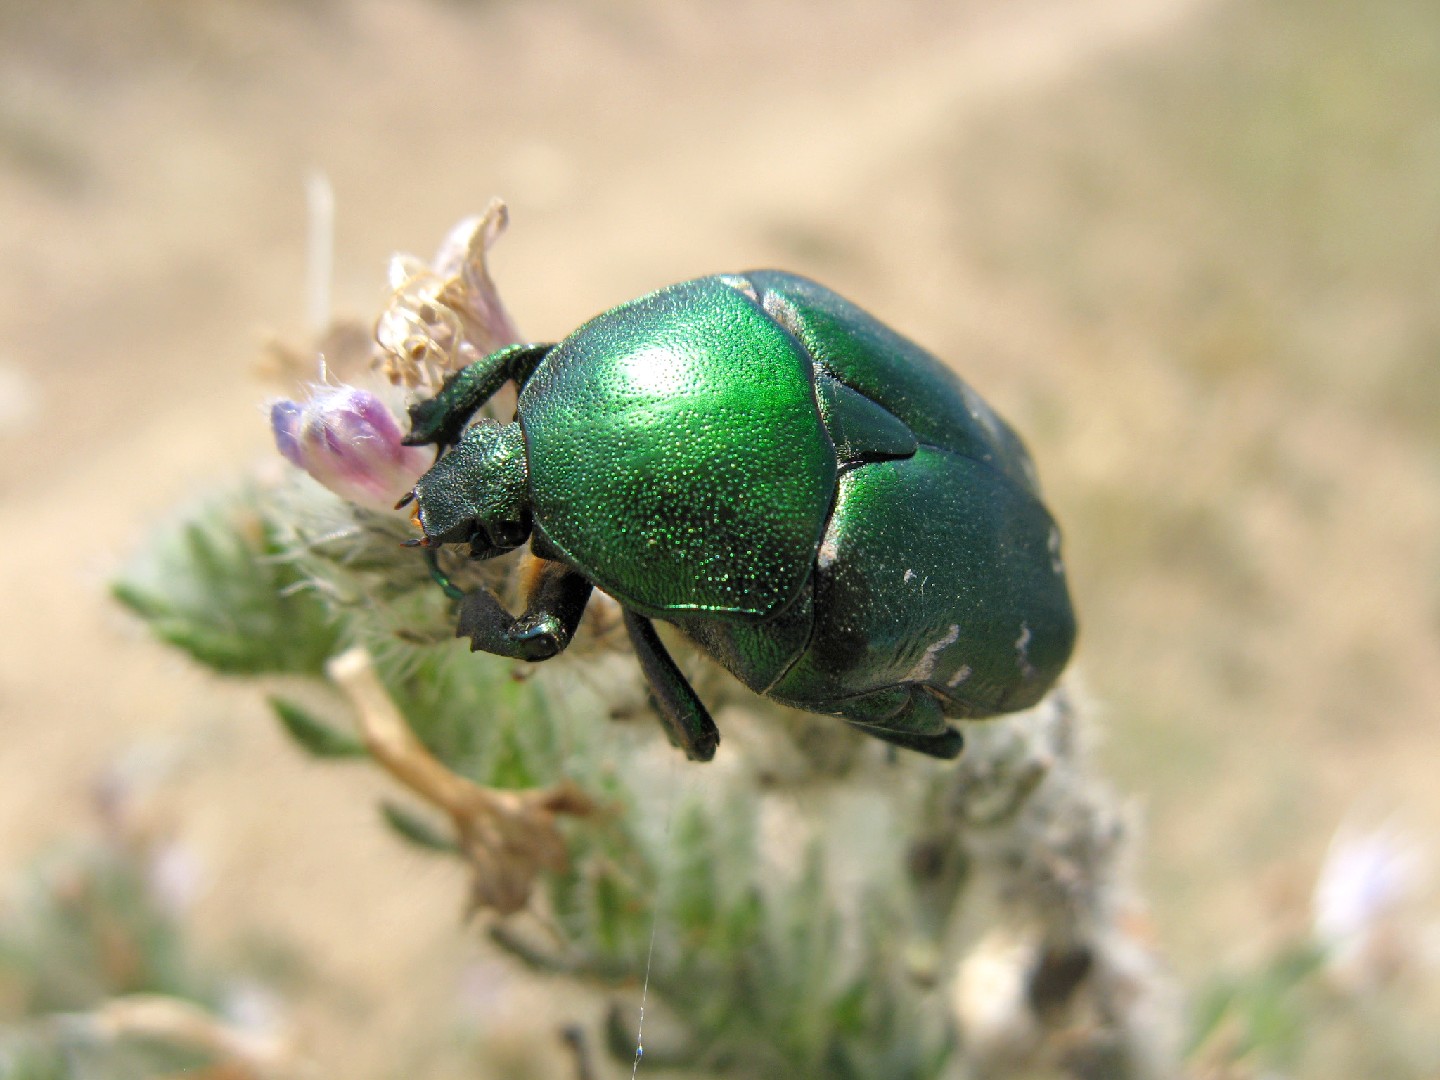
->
[270,386,431,511]
[376,198,522,390]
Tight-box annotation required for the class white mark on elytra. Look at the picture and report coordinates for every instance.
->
[1047,526,1065,576]
[903,568,930,597]
[818,535,839,570]
[1015,623,1036,679]
[946,664,972,688]
[909,624,960,681]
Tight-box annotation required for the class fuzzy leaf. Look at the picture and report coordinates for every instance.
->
[668,804,718,937]
[269,697,368,759]
[591,869,624,955]
[113,492,341,676]
[380,801,459,854]
[375,642,557,787]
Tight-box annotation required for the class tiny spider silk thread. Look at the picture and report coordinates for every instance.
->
[631,911,658,1076]
[633,750,683,1076]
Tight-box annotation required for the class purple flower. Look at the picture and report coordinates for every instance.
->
[270,386,431,511]
[1312,818,1427,989]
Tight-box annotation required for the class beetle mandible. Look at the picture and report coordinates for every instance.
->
[397,271,1076,762]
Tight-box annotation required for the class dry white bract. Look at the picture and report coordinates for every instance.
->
[951,929,1044,1073]
[376,198,523,391]
[946,689,1180,1080]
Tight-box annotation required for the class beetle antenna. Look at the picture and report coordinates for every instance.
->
[394,491,416,510]
[401,538,426,548]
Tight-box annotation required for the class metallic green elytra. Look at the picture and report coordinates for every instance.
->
[400,271,1076,762]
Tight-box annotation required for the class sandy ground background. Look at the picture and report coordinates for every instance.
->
[2,0,1438,1075]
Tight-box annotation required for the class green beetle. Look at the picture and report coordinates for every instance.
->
[398,271,1075,762]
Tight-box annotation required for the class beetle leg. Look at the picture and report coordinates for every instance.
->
[622,610,720,763]
[848,720,964,760]
[423,547,466,601]
[454,559,592,662]
[828,687,965,761]
[405,342,554,448]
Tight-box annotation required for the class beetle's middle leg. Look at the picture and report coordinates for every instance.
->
[622,610,721,763]
[828,686,965,760]
[454,557,592,662]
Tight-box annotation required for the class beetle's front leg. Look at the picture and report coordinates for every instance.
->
[455,558,592,662]
[406,342,553,448]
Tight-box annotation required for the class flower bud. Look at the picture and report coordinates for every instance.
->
[271,386,431,511]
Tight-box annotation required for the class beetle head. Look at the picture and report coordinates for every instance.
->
[408,419,531,558]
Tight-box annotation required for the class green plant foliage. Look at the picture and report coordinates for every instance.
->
[0,1035,71,1080]
[268,696,368,759]
[376,641,563,791]
[379,801,459,855]
[0,843,205,1015]
[113,475,974,1079]
[0,831,245,1080]
[1187,943,1328,1071]
[113,492,341,677]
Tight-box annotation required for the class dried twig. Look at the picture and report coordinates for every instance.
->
[326,647,594,915]
[53,994,295,1079]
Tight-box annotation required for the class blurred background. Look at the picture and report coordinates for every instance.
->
[1,0,1438,1076]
